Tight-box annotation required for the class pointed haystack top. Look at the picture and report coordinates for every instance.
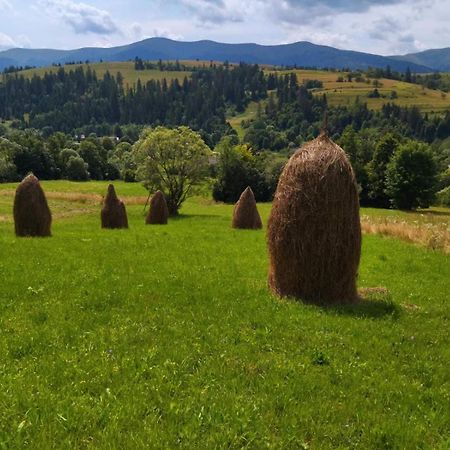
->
[101,184,128,229]
[232,186,263,230]
[267,134,361,304]
[14,173,52,237]
[146,190,169,225]
[106,183,118,201]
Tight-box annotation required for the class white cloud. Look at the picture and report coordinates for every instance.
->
[0,0,12,11]
[0,32,31,50]
[180,0,245,24]
[0,32,17,50]
[128,22,183,42]
[39,0,120,35]
[1,0,448,55]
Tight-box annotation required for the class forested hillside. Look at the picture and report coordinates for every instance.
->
[1,61,449,209]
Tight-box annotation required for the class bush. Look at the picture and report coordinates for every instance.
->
[66,156,89,181]
[0,155,18,182]
[436,186,450,207]
[212,138,275,203]
[385,141,438,210]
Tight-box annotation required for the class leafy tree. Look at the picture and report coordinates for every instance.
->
[212,137,274,203]
[385,141,438,210]
[437,186,450,207]
[0,154,17,182]
[103,162,121,180]
[102,137,115,152]
[66,156,89,181]
[133,126,211,215]
[9,130,59,179]
[78,140,105,180]
[0,138,19,181]
[59,148,80,170]
[367,133,399,207]
[113,142,133,158]
[108,149,136,181]
[339,125,369,202]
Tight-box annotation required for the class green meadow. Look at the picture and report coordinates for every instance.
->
[18,62,191,87]
[0,181,449,448]
[275,69,450,113]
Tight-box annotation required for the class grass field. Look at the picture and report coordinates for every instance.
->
[15,62,192,87]
[15,60,239,88]
[227,101,263,140]
[0,181,449,448]
[274,69,450,113]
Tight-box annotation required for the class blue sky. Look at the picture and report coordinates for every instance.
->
[0,0,449,55]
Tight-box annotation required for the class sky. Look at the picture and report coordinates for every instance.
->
[0,0,449,55]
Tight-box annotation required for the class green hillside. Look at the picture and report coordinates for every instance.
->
[279,69,450,113]
[16,62,450,114]
[18,61,192,87]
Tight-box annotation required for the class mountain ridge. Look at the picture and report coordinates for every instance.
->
[391,47,450,72]
[0,37,443,73]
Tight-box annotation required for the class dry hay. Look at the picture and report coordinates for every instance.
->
[267,132,361,304]
[13,173,52,237]
[101,184,128,229]
[146,191,169,225]
[360,215,450,254]
[232,186,262,229]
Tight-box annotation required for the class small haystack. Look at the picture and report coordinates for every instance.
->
[232,186,262,229]
[13,173,52,237]
[146,190,169,225]
[267,132,361,304]
[101,184,128,229]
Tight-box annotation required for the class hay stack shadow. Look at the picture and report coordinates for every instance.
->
[328,288,400,319]
[232,186,262,229]
[14,173,52,237]
[267,132,361,305]
[146,191,169,225]
[101,184,128,229]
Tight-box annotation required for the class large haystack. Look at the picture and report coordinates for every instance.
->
[13,173,52,237]
[146,190,169,225]
[101,184,128,229]
[267,132,361,304]
[232,186,262,229]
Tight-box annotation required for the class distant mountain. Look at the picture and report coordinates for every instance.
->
[0,38,435,73]
[390,47,450,72]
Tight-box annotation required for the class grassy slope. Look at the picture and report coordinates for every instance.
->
[227,102,262,140]
[16,60,238,88]
[273,69,450,113]
[0,181,449,448]
[16,62,192,87]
